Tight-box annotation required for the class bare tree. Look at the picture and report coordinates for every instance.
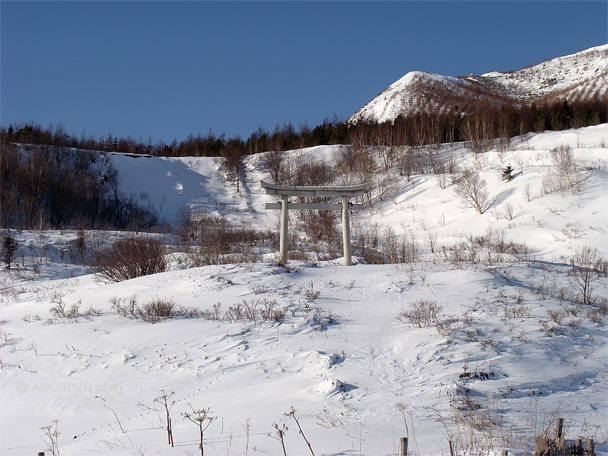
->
[260,149,285,184]
[570,246,598,305]
[396,145,415,180]
[461,116,483,155]
[461,109,495,155]
[497,114,511,152]
[453,169,492,214]
[426,229,438,254]
[22,145,51,228]
[424,112,443,153]
[221,139,245,192]
[551,144,580,190]
[375,123,397,172]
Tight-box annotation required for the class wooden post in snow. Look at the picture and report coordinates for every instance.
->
[399,437,408,456]
[586,438,595,455]
[557,417,564,439]
[557,417,564,446]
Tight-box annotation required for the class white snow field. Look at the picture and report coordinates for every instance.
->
[1,125,607,455]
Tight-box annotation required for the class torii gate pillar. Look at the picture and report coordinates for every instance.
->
[261,180,369,266]
[341,196,352,266]
[279,195,289,265]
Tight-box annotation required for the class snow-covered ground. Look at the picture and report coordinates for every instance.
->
[1,125,607,455]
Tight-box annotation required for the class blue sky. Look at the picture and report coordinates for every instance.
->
[1,1,606,144]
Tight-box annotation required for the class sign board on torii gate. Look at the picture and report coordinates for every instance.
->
[260,180,370,266]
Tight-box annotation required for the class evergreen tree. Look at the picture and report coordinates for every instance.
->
[2,232,18,269]
[501,164,515,182]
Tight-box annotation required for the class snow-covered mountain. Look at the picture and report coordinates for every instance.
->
[349,44,608,124]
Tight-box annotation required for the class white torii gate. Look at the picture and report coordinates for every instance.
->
[261,180,369,266]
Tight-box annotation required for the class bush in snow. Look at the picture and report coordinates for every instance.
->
[90,236,167,282]
[138,297,176,323]
[397,299,442,328]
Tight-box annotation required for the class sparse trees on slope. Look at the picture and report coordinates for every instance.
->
[460,109,495,155]
[221,138,246,192]
[0,144,158,230]
[0,144,21,227]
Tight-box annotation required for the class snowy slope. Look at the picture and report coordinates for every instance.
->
[350,44,608,124]
[108,124,608,260]
[349,71,464,123]
[482,44,608,101]
[1,125,607,456]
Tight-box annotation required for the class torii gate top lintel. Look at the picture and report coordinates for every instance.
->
[260,180,370,266]
[260,180,369,197]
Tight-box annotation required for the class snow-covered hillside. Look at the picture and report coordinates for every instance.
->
[1,125,607,456]
[483,44,608,102]
[107,124,608,261]
[350,44,608,124]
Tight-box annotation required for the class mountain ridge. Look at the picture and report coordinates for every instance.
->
[349,44,608,124]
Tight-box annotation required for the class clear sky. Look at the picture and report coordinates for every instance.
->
[1,1,606,144]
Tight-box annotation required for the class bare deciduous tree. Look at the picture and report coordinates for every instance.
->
[260,149,286,184]
[453,169,492,214]
[221,139,245,192]
[570,246,598,305]
[551,144,580,190]
[461,116,483,155]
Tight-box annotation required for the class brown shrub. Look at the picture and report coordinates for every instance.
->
[90,236,167,282]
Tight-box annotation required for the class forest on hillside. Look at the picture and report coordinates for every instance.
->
[0,94,606,233]
[0,144,159,231]
[1,94,605,158]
